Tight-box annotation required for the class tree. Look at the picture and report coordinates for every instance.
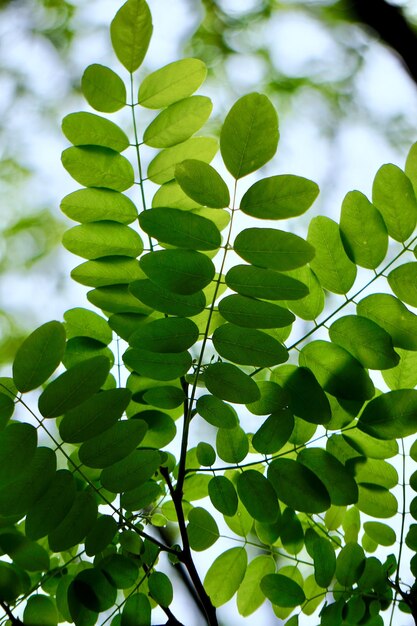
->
[0,0,417,625]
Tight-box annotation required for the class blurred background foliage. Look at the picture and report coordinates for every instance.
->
[1,0,417,364]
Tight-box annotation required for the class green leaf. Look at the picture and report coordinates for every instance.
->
[0,423,37,487]
[63,222,143,260]
[23,595,58,626]
[61,189,137,224]
[297,448,358,505]
[62,146,134,191]
[144,96,212,148]
[252,408,294,454]
[0,393,13,426]
[285,266,324,321]
[147,136,218,184]
[268,458,330,513]
[123,347,191,380]
[204,362,260,404]
[237,555,275,616]
[240,175,318,220]
[100,449,161,492]
[261,573,305,607]
[139,207,221,250]
[309,535,336,588]
[48,491,97,552]
[12,321,66,393]
[98,553,139,589]
[335,543,365,587]
[225,497,254,537]
[130,279,206,317]
[307,216,357,294]
[357,293,417,350]
[72,567,116,612]
[382,348,417,390]
[78,419,147,468]
[356,484,397,518]
[139,58,207,108]
[0,531,49,571]
[358,389,417,439]
[140,249,215,295]
[347,457,398,489]
[121,594,151,626]
[212,323,288,367]
[110,0,152,72]
[81,63,126,113]
[363,522,396,546]
[204,547,247,606]
[148,571,173,607]
[329,315,399,370]
[64,308,112,345]
[25,470,76,540]
[187,507,219,551]
[234,228,314,271]
[196,395,238,428]
[129,317,199,352]
[216,425,249,463]
[219,294,294,328]
[85,515,118,556]
[246,380,289,416]
[120,480,162,511]
[372,163,417,241]
[299,340,375,401]
[388,262,417,307]
[72,257,144,288]
[38,355,110,418]
[59,388,131,443]
[340,191,388,269]
[62,112,129,152]
[183,473,210,501]
[225,264,308,301]
[208,475,238,516]
[196,442,216,466]
[237,470,279,523]
[343,429,398,459]
[175,159,230,208]
[220,93,278,179]
[271,364,331,425]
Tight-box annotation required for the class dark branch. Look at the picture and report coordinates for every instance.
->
[348,0,417,86]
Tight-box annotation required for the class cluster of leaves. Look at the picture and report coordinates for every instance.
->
[1,0,417,625]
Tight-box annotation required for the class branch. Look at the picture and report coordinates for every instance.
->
[349,0,417,86]
[0,601,23,625]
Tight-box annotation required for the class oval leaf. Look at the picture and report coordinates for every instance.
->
[62,146,134,192]
[130,279,206,317]
[123,347,191,380]
[140,249,215,295]
[100,449,161,493]
[204,362,260,404]
[219,294,294,328]
[212,323,288,367]
[175,159,230,208]
[143,96,212,148]
[357,293,417,350]
[78,419,148,468]
[110,0,152,72]
[139,207,221,250]
[297,447,358,505]
[63,222,143,260]
[62,111,129,152]
[196,395,238,429]
[261,573,305,607]
[268,458,330,513]
[81,63,126,113]
[147,136,218,185]
[208,475,238,516]
[225,264,308,301]
[61,188,137,224]
[372,163,417,242]
[252,408,294,455]
[237,470,279,523]
[240,174,318,219]
[187,507,219,551]
[48,491,97,553]
[358,389,417,439]
[204,547,247,607]
[234,228,314,271]
[139,58,207,109]
[216,425,249,463]
[129,317,199,353]
[388,261,417,307]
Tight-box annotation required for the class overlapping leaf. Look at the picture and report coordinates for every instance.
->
[235,228,314,270]
[139,58,207,108]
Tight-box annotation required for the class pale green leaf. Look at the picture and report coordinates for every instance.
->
[62,146,134,191]
[204,547,247,606]
[110,0,152,72]
[71,257,144,288]
[63,222,143,260]
[139,58,207,108]
[144,96,212,148]
[363,522,396,546]
[358,389,417,439]
[237,556,275,616]
[382,348,417,390]
[64,307,112,345]
[357,293,417,350]
[356,484,397,518]
[388,262,417,307]
[62,112,129,152]
[81,63,126,113]
[220,93,278,179]
[372,163,417,242]
[147,137,218,184]
[61,189,137,224]
[240,174,318,219]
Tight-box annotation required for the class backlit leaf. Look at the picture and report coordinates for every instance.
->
[120,480,162,511]
[335,543,365,587]
[38,355,110,418]
[308,535,336,588]
[234,228,314,271]
[130,279,206,317]
[237,556,275,617]
[25,470,76,540]
[340,190,388,269]
[140,249,215,295]
[363,522,396,546]
[357,293,417,350]
[204,362,260,404]
[372,163,417,241]
[139,58,207,108]
[285,266,324,320]
[147,136,218,184]
[240,175,318,219]
[216,425,249,463]
[237,470,279,523]
[271,364,331,424]
[110,0,152,71]
[123,347,191,380]
[72,567,116,612]
[196,442,216,466]
[61,188,137,224]
[72,257,144,288]
[268,458,330,513]
[139,207,221,250]
[356,484,397,518]
[196,395,238,428]
[220,93,278,179]
[307,216,356,294]
[297,447,358,505]
[148,571,173,607]
[208,475,238,516]
[62,146,134,191]
[0,394,13,426]
[388,262,417,307]
[23,595,58,626]
[64,307,112,345]
[144,96,212,148]
[245,380,289,416]
[48,491,97,552]
[121,594,151,626]
[261,573,305,607]
[204,547,247,606]
[13,321,65,393]
[219,294,294,328]
[329,315,399,370]
[0,423,37,487]
[85,515,118,556]
[187,507,219,551]
[225,264,308,300]
[347,457,398,489]
[63,222,143,260]
[382,348,417,390]
[100,449,161,492]
[212,323,288,367]
[299,340,375,401]
[78,419,147,468]
[62,112,129,152]
[358,389,417,439]
[129,317,199,352]
[81,64,126,113]
[175,159,230,208]
[252,408,294,454]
